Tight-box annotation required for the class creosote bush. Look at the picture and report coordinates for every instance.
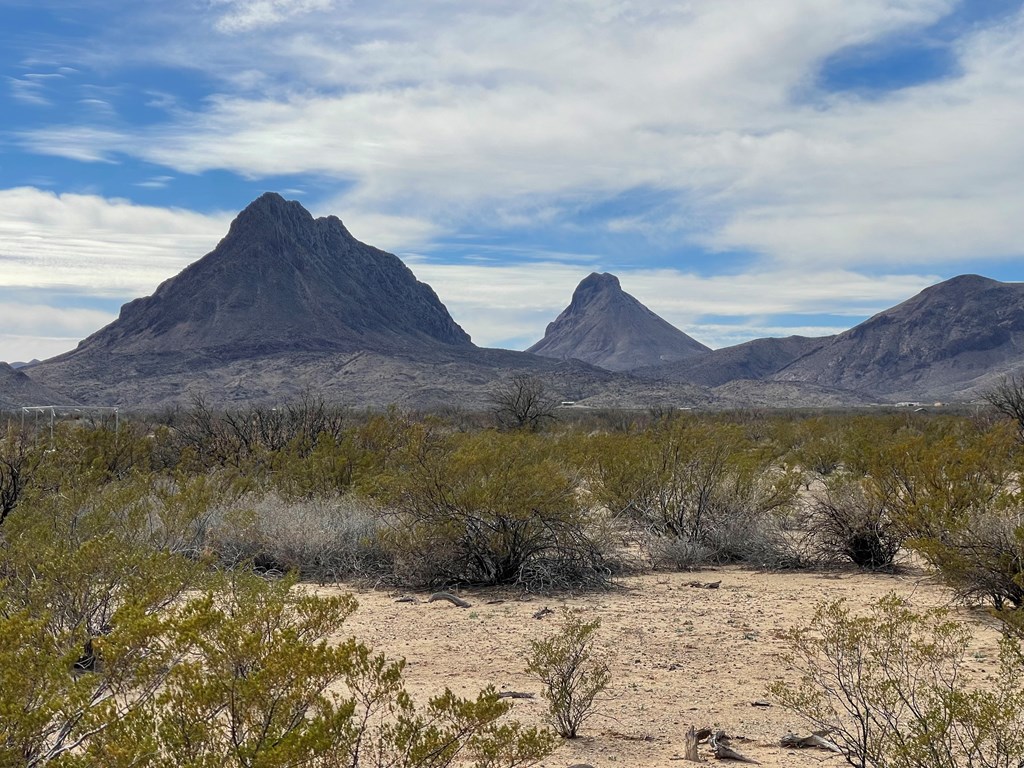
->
[75,571,557,768]
[526,609,610,739]
[771,593,1024,768]
[372,428,611,590]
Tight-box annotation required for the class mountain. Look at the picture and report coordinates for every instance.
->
[772,275,1024,400]
[0,363,77,409]
[526,273,710,371]
[61,193,472,358]
[634,335,831,387]
[28,197,713,410]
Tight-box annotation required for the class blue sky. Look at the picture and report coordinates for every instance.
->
[2,0,1023,362]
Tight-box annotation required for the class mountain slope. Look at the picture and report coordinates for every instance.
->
[0,363,77,409]
[527,273,710,371]
[635,335,831,387]
[772,274,1024,399]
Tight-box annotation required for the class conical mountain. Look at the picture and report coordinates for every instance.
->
[773,274,1024,399]
[527,272,710,371]
[64,192,471,358]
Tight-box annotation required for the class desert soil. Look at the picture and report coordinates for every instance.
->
[329,566,1003,768]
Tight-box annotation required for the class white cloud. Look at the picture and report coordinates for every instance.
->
[28,0,1014,271]
[0,187,231,296]
[0,334,80,365]
[8,2,1024,360]
[0,304,120,364]
[0,303,118,364]
[0,303,115,337]
[211,0,344,32]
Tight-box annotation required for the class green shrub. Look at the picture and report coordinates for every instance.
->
[373,430,610,589]
[0,467,555,767]
[770,593,1024,768]
[526,609,610,739]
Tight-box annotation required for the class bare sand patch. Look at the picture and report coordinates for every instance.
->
[329,567,1004,767]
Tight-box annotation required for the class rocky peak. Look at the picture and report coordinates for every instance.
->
[52,194,472,359]
[527,272,709,371]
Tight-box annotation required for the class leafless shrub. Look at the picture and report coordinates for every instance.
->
[983,372,1024,441]
[490,374,558,432]
[0,427,40,526]
[807,477,904,569]
[641,473,802,570]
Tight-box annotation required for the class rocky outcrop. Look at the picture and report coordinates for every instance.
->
[55,193,471,359]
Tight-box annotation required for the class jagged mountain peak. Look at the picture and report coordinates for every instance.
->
[576,271,621,292]
[46,194,472,361]
[527,272,709,371]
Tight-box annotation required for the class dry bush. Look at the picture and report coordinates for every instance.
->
[806,477,904,569]
[207,493,388,583]
[644,479,799,570]
[911,506,1024,610]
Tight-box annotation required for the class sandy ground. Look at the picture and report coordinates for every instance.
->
[328,566,1004,768]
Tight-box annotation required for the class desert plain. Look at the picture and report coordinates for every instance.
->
[334,564,1003,768]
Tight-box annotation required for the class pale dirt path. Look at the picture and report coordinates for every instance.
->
[325,566,1003,768]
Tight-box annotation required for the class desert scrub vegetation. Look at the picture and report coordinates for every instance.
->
[583,416,801,569]
[367,427,612,590]
[6,399,1024,595]
[8,399,1024,764]
[771,593,1024,768]
[526,609,610,739]
[0,425,555,767]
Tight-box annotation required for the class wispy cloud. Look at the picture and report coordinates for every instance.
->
[211,0,346,33]
[0,304,117,363]
[8,72,64,105]
[21,0,1022,270]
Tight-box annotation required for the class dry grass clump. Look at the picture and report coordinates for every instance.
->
[207,492,389,583]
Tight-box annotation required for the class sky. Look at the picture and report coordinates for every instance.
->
[2,0,1024,363]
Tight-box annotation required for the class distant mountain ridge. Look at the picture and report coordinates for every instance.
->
[16,192,1024,409]
[635,335,831,387]
[771,274,1024,399]
[527,272,710,371]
